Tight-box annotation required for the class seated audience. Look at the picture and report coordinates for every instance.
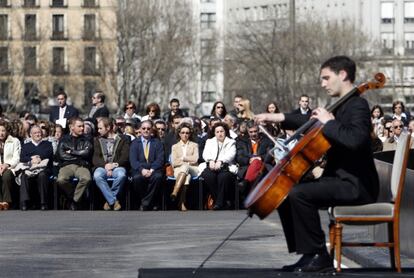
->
[56,117,93,210]
[93,118,130,211]
[18,125,53,210]
[199,122,238,210]
[170,123,199,211]
[0,121,21,210]
[236,120,274,195]
[129,120,165,211]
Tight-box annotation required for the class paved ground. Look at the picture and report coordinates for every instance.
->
[0,210,412,278]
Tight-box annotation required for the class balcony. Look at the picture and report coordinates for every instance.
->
[0,67,11,75]
[83,65,100,76]
[50,0,67,8]
[50,65,69,75]
[82,0,98,8]
[0,0,11,8]
[22,1,40,8]
[24,66,40,76]
[24,32,38,41]
[82,32,96,41]
[51,31,67,40]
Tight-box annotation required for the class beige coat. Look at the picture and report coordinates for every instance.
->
[171,141,199,168]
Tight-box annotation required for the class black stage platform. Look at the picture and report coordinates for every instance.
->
[138,268,414,278]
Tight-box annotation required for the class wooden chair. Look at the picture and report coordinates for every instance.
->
[329,132,412,273]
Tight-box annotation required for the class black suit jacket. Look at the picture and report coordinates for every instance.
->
[129,136,165,176]
[236,135,274,178]
[49,105,79,125]
[91,105,110,120]
[284,95,379,200]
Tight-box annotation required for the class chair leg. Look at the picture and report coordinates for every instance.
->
[392,221,402,272]
[388,222,396,270]
[334,223,343,272]
[329,222,335,257]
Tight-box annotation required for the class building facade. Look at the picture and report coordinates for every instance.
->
[0,0,117,114]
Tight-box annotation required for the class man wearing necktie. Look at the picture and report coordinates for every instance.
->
[129,120,165,211]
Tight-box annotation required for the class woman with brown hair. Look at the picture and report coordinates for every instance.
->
[170,123,199,211]
[0,121,21,210]
[141,103,161,122]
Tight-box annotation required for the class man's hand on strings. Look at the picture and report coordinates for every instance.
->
[311,107,335,124]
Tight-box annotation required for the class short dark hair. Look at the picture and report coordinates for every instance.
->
[320,56,356,83]
[170,98,180,105]
[56,91,67,99]
[209,122,230,138]
[95,91,105,103]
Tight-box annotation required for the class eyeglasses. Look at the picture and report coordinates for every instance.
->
[157,128,166,131]
[126,106,134,110]
[40,126,47,130]
[216,106,224,109]
[393,125,404,129]
[141,127,151,130]
[149,110,156,112]
[180,131,190,135]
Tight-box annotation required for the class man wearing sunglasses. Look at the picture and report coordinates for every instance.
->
[383,119,406,151]
[129,120,165,211]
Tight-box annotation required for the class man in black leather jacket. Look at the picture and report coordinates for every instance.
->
[56,117,93,210]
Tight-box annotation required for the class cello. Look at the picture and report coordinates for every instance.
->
[244,72,386,219]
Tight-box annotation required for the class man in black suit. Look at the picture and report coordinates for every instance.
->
[49,91,79,130]
[255,56,379,273]
[236,120,274,195]
[290,94,312,119]
[88,90,110,121]
[129,120,165,211]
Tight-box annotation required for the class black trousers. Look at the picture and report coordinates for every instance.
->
[201,168,235,207]
[132,171,163,208]
[20,171,50,205]
[0,169,14,203]
[278,177,375,254]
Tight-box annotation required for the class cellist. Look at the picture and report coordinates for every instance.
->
[254,56,379,273]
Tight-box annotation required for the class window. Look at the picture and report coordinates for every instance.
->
[24,47,37,75]
[201,91,215,102]
[381,2,394,23]
[25,14,36,40]
[0,15,8,40]
[0,82,9,107]
[0,47,8,74]
[52,15,64,39]
[381,33,394,55]
[83,0,97,7]
[23,0,37,7]
[0,0,9,7]
[200,13,216,29]
[83,47,97,74]
[403,65,414,81]
[84,80,96,108]
[83,14,96,40]
[201,39,215,56]
[201,64,216,80]
[405,2,414,23]
[201,0,215,3]
[51,0,64,7]
[52,47,65,74]
[405,33,414,54]
[24,82,37,98]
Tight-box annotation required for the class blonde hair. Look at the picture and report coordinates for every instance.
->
[238,99,254,120]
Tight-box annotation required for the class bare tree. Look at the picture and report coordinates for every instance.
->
[224,17,374,112]
[115,0,198,114]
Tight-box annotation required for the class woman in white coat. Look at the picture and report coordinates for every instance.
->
[0,121,21,210]
[200,122,238,210]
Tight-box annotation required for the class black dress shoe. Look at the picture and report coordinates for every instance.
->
[238,180,249,193]
[281,254,314,272]
[295,251,334,273]
[140,205,150,211]
[40,204,48,211]
[213,204,223,210]
[21,204,27,211]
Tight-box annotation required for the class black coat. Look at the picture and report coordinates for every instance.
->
[49,105,79,125]
[235,135,274,179]
[284,95,379,200]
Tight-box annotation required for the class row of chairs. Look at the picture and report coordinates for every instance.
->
[50,175,241,211]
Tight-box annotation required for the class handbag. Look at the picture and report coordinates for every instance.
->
[165,164,174,177]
